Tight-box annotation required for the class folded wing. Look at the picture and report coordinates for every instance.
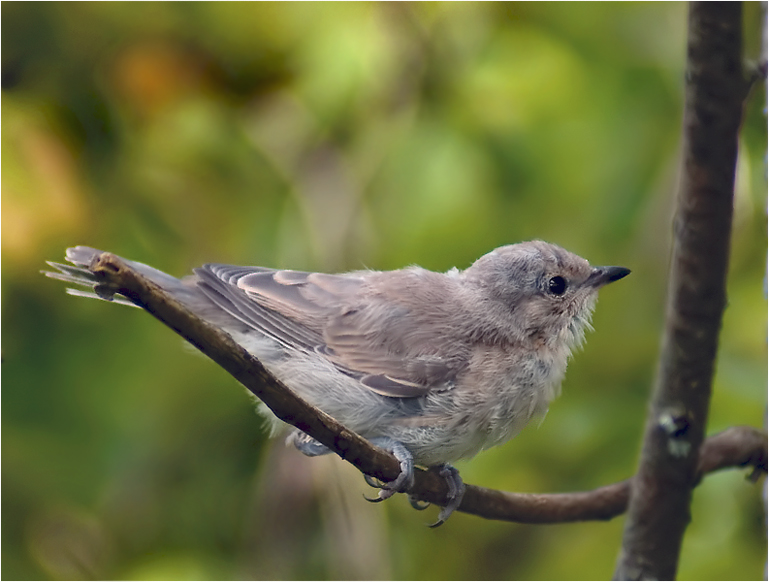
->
[195,264,463,398]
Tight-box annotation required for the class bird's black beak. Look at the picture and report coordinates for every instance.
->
[586,266,631,288]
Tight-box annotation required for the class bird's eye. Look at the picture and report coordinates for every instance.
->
[548,276,567,296]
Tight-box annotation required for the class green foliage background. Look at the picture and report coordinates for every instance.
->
[3,3,766,580]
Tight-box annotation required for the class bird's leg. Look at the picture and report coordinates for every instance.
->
[290,431,414,499]
[291,432,462,526]
[362,437,415,502]
[287,430,333,456]
[428,464,465,528]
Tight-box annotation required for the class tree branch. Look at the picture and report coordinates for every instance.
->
[614,3,749,580]
[80,251,765,525]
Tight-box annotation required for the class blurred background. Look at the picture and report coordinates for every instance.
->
[2,2,766,580]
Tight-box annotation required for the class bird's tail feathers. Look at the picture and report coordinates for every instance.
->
[43,246,183,307]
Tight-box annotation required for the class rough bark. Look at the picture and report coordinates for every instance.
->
[614,3,749,579]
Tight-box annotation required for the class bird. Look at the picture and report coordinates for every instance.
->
[45,241,630,526]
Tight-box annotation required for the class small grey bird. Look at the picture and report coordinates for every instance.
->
[45,241,629,526]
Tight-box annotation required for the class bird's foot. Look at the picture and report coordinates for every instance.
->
[287,430,333,456]
[427,463,465,528]
[363,437,415,502]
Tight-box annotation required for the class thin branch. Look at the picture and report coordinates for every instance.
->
[461,425,766,524]
[614,3,748,580]
[78,252,765,524]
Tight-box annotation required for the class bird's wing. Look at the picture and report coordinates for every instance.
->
[194,265,462,398]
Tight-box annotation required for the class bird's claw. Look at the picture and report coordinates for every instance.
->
[364,474,382,490]
[427,464,465,528]
[361,437,415,504]
[409,496,431,511]
[360,441,465,527]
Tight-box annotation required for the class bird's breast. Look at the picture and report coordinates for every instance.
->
[447,343,568,452]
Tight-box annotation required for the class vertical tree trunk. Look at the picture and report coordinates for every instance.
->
[614,2,746,579]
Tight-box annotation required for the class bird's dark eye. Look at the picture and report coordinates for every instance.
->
[548,276,567,296]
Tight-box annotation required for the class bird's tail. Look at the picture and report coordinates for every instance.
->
[43,246,185,307]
